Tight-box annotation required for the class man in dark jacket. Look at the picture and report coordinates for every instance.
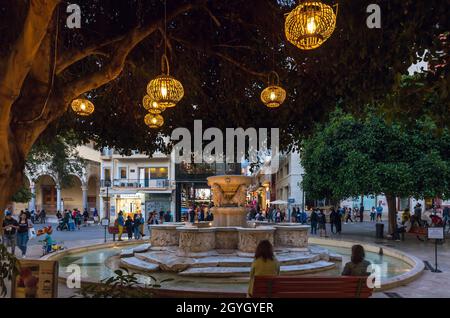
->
[413,203,422,227]
[330,208,337,234]
[359,203,364,222]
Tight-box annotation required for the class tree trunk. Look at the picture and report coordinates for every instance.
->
[0,142,25,236]
[385,194,397,236]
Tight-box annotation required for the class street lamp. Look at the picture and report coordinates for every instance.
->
[104,180,111,220]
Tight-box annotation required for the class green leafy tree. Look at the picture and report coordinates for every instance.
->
[301,110,450,234]
[11,186,33,204]
[26,132,85,188]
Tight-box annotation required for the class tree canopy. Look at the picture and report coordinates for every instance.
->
[301,109,450,233]
[0,0,449,211]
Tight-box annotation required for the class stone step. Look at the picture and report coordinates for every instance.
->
[120,257,160,272]
[135,251,322,270]
[178,261,336,277]
[133,243,151,253]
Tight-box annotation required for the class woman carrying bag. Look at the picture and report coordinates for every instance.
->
[17,212,34,258]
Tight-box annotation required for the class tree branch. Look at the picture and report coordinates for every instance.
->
[169,35,267,80]
[0,0,60,127]
[63,1,198,102]
[55,35,125,75]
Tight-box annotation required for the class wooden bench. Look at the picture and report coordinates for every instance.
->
[252,276,373,298]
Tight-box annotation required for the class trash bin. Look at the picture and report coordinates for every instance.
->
[376,223,384,239]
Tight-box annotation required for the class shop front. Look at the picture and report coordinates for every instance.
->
[145,193,173,220]
[114,193,145,220]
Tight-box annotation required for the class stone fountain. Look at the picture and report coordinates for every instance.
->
[119,175,341,277]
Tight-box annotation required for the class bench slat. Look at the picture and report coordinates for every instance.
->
[252,276,373,298]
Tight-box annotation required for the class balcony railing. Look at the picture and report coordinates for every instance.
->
[100,179,170,189]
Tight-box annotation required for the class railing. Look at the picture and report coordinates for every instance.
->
[100,179,170,189]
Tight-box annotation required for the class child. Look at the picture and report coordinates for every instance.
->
[42,226,54,253]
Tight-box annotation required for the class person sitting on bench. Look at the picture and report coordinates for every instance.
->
[342,245,371,276]
[248,240,280,297]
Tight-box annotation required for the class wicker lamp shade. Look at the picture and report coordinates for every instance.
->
[146,54,184,108]
[145,113,164,129]
[71,98,95,116]
[261,71,286,108]
[285,1,337,50]
[142,95,166,114]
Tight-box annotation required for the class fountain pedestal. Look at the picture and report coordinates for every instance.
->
[237,227,275,253]
[177,227,216,257]
[211,206,247,227]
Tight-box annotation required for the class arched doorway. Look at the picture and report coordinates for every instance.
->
[35,175,57,214]
[61,175,83,212]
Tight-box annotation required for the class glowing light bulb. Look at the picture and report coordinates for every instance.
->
[306,16,317,34]
[80,103,86,110]
[152,102,158,109]
[270,91,276,101]
[152,118,157,124]
[161,85,168,98]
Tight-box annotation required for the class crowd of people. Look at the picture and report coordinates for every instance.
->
[184,205,214,223]
[247,203,388,238]
[114,209,174,241]
[56,208,99,231]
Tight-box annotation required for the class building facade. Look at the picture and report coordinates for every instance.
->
[13,142,101,215]
[251,151,305,217]
[99,148,176,221]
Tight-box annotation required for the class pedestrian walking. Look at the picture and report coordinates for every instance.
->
[335,208,342,234]
[370,207,376,222]
[376,203,383,222]
[413,203,422,226]
[310,209,318,235]
[2,211,18,255]
[359,203,364,222]
[318,210,327,237]
[83,209,89,226]
[133,214,142,240]
[345,208,354,223]
[139,212,145,237]
[116,211,125,241]
[125,216,133,240]
[17,212,33,258]
[330,208,337,234]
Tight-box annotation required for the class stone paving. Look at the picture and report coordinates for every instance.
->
[3,219,450,298]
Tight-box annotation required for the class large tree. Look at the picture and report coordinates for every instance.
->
[0,0,448,220]
[301,109,450,234]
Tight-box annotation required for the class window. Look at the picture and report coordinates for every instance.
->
[119,167,127,179]
[150,167,168,179]
[104,168,111,181]
[286,163,289,175]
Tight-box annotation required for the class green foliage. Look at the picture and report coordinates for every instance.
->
[11,186,34,203]
[75,268,173,298]
[301,109,450,201]
[26,131,85,188]
[0,243,18,297]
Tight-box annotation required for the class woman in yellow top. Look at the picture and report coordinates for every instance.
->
[247,240,280,297]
